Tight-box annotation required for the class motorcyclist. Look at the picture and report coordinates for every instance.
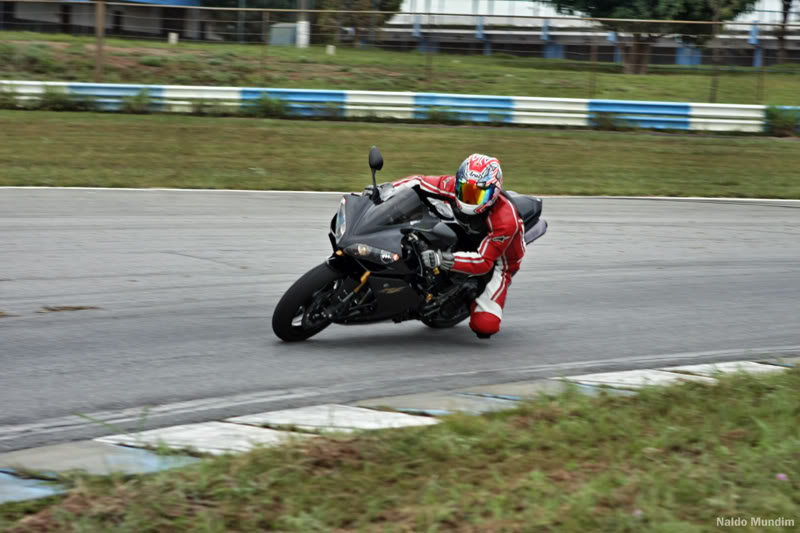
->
[390,154,526,339]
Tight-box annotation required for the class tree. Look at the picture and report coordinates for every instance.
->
[198,0,306,42]
[544,0,757,74]
[315,0,403,45]
[777,0,795,64]
[198,0,402,45]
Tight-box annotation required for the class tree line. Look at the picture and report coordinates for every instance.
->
[199,0,797,73]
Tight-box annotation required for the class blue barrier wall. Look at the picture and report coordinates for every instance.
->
[0,81,770,133]
[242,88,347,117]
[413,93,514,122]
[588,100,691,130]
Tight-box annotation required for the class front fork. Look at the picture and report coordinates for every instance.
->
[322,254,373,320]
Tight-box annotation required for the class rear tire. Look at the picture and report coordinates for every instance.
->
[272,263,345,342]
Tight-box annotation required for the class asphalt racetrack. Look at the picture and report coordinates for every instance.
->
[2,189,799,451]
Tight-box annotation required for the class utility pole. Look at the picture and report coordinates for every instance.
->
[95,0,105,82]
[370,0,377,46]
[238,0,246,44]
[297,0,309,48]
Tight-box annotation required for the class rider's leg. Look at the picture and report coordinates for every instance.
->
[469,262,512,339]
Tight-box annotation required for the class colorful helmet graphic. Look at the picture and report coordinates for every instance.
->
[454,154,503,216]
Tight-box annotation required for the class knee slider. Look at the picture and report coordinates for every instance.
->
[470,312,501,336]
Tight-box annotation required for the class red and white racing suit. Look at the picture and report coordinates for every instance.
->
[393,175,526,336]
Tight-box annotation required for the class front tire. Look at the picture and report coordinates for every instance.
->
[272,263,345,342]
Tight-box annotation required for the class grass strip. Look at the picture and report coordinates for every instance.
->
[1,111,800,198]
[1,32,800,104]
[2,370,798,532]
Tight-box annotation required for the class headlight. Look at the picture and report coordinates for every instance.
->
[344,243,400,264]
[334,197,346,241]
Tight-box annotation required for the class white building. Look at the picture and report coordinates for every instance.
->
[1,0,207,39]
[391,0,799,27]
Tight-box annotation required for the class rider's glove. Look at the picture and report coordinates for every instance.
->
[420,249,454,271]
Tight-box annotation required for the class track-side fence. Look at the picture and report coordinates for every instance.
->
[0,80,772,132]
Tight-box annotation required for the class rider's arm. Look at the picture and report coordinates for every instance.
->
[451,216,520,275]
[392,175,457,201]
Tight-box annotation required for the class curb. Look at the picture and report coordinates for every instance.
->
[1,357,797,504]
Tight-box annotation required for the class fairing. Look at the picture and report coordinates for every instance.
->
[331,188,458,273]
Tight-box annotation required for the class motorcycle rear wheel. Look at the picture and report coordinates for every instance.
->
[272,263,344,342]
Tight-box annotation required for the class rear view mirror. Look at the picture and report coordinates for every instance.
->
[369,146,384,171]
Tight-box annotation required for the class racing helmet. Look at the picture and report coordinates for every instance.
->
[454,154,503,216]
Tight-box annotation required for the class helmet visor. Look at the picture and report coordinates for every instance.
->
[457,179,495,207]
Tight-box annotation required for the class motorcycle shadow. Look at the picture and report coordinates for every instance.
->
[273,323,485,349]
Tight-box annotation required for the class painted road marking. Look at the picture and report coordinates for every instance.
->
[96,421,313,456]
[559,369,717,390]
[228,404,439,433]
[660,361,787,377]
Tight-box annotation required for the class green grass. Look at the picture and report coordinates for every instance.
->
[1,110,799,198]
[1,31,800,104]
[2,370,798,532]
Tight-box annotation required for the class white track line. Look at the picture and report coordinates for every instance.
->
[0,186,347,194]
[1,187,799,203]
[1,344,797,444]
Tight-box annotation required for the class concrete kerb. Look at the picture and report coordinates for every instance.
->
[0,359,792,504]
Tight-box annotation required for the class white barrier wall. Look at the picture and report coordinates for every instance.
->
[0,80,778,133]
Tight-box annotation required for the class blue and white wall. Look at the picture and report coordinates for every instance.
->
[0,80,774,133]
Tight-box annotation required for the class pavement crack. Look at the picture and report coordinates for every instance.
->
[36,306,101,314]
[160,251,245,270]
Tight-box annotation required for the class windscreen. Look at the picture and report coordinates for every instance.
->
[357,187,426,228]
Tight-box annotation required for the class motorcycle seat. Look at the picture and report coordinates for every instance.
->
[502,190,542,228]
[502,190,548,245]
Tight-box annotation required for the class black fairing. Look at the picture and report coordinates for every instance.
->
[333,188,458,274]
[365,276,422,321]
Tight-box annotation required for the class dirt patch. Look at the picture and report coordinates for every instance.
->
[301,437,366,469]
[7,492,91,533]
[102,53,141,70]
[36,306,100,313]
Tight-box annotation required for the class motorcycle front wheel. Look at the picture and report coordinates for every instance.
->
[272,263,345,342]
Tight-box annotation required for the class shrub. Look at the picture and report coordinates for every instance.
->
[488,111,510,127]
[591,111,633,131]
[424,106,462,125]
[191,98,235,117]
[121,89,152,114]
[208,71,237,85]
[138,55,166,67]
[0,87,18,109]
[0,43,14,66]
[65,44,86,56]
[765,106,800,137]
[37,86,95,111]
[310,102,342,120]
[245,94,289,118]
[15,45,57,74]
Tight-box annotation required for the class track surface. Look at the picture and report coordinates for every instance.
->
[2,189,799,451]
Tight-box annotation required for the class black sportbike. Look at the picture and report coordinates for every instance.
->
[272,148,548,342]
